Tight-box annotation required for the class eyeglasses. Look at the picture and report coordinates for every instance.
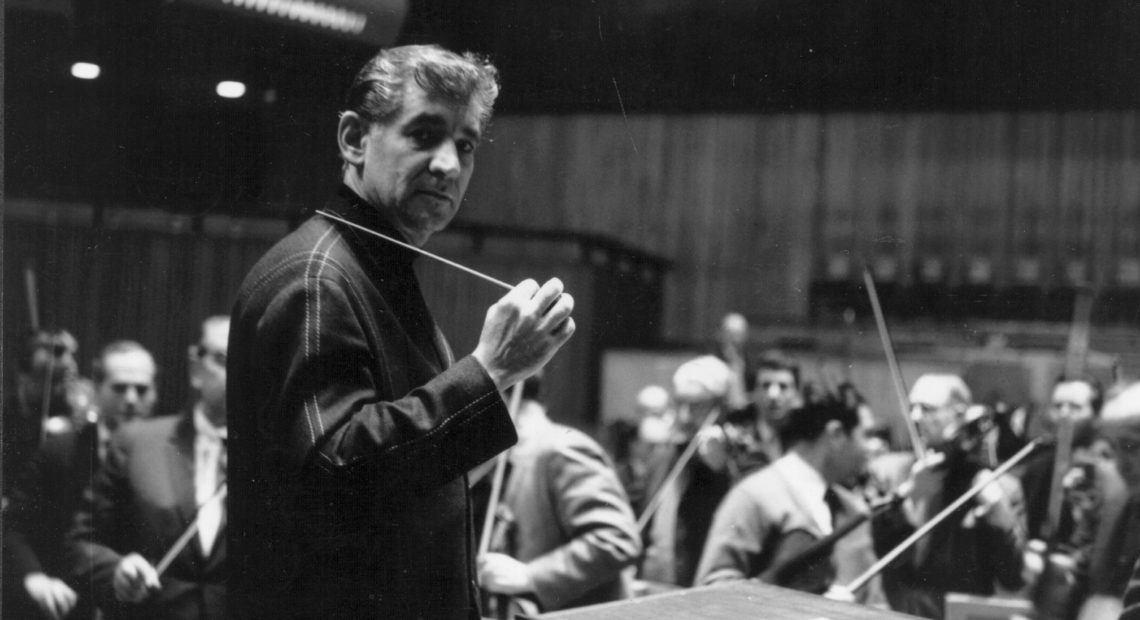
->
[196,345,227,368]
[110,383,152,397]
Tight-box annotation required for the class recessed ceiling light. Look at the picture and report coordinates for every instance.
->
[216,81,247,99]
[71,62,101,80]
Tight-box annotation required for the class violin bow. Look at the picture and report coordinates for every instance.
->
[844,437,1043,594]
[155,483,228,577]
[636,404,724,532]
[1043,284,1095,542]
[479,383,525,557]
[24,262,58,446]
[862,265,926,461]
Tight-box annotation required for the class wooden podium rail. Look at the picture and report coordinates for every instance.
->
[536,581,921,620]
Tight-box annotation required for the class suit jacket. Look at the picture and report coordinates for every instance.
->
[694,455,882,604]
[69,412,225,620]
[495,418,641,611]
[639,440,732,587]
[3,421,100,619]
[227,186,515,619]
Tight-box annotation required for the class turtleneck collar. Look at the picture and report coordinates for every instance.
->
[323,184,420,265]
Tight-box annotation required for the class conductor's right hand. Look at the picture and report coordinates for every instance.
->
[473,278,575,392]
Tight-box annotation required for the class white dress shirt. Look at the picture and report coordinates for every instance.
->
[193,406,226,555]
[773,450,834,535]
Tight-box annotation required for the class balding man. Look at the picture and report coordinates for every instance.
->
[3,340,156,620]
[71,318,228,619]
[869,373,1027,619]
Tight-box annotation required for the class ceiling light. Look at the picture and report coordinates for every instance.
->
[71,62,101,80]
[216,81,247,99]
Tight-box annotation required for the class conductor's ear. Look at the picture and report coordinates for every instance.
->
[337,111,369,166]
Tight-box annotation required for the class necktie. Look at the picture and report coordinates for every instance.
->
[824,487,843,531]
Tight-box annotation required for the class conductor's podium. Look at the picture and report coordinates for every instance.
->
[536,581,922,620]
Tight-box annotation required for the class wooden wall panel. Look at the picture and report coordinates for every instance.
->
[467,110,1138,340]
[8,109,1140,429]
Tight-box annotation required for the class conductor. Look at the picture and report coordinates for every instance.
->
[227,45,575,619]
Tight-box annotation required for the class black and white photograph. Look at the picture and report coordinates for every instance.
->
[4,1,1140,618]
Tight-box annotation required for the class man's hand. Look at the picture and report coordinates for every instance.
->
[478,552,534,595]
[902,452,946,525]
[697,425,729,472]
[473,278,575,391]
[23,572,78,620]
[112,553,160,603]
[823,584,856,603]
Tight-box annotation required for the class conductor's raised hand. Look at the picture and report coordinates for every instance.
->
[473,278,576,391]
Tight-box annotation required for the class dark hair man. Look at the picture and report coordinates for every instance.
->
[227,45,575,619]
[695,399,879,603]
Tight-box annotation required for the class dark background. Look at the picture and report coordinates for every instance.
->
[9,0,1140,214]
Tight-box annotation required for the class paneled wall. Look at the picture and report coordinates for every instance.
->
[6,110,1140,429]
[460,111,1140,339]
[3,205,666,430]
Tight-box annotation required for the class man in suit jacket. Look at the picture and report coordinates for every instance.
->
[478,373,642,613]
[4,340,157,620]
[69,317,229,619]
[695,398,879,603]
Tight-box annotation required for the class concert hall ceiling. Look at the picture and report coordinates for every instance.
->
[8,0,1140,207]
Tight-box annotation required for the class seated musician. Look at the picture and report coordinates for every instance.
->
[694,398,883,605]
[869,374,1027,620]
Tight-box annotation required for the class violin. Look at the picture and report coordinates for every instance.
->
[759,494,904,595]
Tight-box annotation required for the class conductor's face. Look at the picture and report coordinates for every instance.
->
[347,83,484,247]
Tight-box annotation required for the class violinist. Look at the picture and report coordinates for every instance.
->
[869,373,1027,619]
[2,329,93,480]
[3,340,157,620]
[478,373,641,614]
[1018,376,1104,542]
[640,355,735,586]
[695,398,884,606]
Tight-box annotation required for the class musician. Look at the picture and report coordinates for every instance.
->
[226,45,575,619]
[479,373,641,612]
[1079,382,1140,620]
[640,355,735,586]
[1018,376,1104,541]
[695,398,884,605]
[870,373,1027,619]
[69,318,228,619]
[2,329,91,480]
[3,340,156,620]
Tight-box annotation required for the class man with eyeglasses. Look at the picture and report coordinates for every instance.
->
[2,337,152,620]
[70,317,228,619]
[868,373,1027,619]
